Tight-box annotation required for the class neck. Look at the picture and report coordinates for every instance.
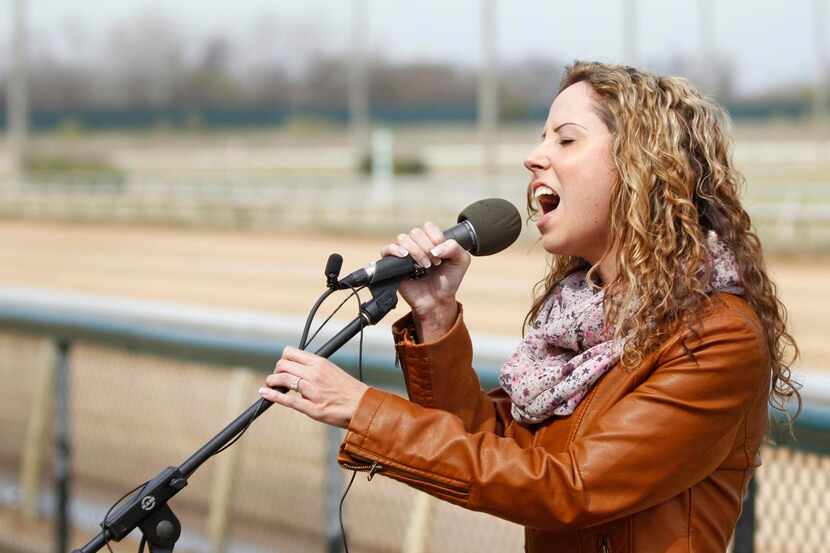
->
[583,245,618,290]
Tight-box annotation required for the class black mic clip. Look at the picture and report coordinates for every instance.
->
[411,264,429,280]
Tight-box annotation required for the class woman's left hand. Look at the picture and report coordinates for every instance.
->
[259,346,370,429]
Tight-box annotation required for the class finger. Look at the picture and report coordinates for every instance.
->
[281,345,318,365]
[429,239,467,263]
[380,243,410,258]
[397,232,432,268]
[423,222,446,245]
[410,227,442,266]
[258,385,317,415]
[265,372,299,390]
[273,357,305,376]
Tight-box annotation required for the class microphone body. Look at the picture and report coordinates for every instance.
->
[337,197,522,290]
[338,220,476,289]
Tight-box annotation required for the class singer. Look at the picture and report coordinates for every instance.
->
[258,61,800,552]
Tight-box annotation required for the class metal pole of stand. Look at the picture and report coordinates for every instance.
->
[72,278,399,553]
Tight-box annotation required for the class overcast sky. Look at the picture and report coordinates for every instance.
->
[2,0,824,96]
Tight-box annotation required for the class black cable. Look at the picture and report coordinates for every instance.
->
[214,285,365,457]
[91,477,148,553]
[212,398,269,456]
[303,285,366,350]
[300,288,337,349]
[96,282,371,553]
[337,283,366,553]
[338,470,359,553]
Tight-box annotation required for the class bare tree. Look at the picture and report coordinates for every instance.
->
[105,10,188,107]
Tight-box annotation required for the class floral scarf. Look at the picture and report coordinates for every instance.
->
[499,230,744,424]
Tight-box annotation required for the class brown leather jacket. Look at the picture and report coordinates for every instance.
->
[338,293,771,552]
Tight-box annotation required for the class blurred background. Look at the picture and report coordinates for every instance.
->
[0,1,828,552]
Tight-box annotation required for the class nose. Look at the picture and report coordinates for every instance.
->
[523,142,551,173]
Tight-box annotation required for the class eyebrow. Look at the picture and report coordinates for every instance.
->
[541,122,587,138]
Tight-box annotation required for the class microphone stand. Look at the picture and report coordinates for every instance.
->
[72,277,401,553]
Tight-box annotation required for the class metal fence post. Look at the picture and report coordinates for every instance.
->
[207,368,255,553]
[19,340,58,519]
[733,475,756,553]
[325,426,346,553]
[402,492,435,553]
[54,338,72,553]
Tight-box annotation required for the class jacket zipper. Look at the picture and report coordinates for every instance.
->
[340,458,470,501]
[598,534,612,553]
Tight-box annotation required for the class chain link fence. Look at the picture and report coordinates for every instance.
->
[0,290,827,553]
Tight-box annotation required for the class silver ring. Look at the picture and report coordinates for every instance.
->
[292,376,304,394]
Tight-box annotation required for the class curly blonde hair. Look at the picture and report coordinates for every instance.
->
[524,61,801,420]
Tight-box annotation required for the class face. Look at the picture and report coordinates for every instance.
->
[524,81,617,264]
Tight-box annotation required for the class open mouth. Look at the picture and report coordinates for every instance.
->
[534,185,560,214]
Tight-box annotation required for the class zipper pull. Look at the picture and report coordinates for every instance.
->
[367,461,382,481]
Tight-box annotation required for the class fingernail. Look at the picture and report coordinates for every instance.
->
[258,387,267,395]
[395,245,408,257]
[434,258,442,266]
[430,244,445,256]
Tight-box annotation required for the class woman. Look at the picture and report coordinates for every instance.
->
[258,61,800,552]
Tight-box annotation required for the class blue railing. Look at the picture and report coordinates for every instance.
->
[0,288,826,553]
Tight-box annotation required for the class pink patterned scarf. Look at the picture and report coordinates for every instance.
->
[499,230,744,424]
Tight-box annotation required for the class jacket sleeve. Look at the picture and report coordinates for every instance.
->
[338,312,770,532]
[391,303,513,434]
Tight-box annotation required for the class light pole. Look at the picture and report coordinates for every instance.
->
[479,0,498,176]
[815,0,829,126]
[8,0,29,176]
[348,0,370,169]
[622,0,638,66]
[699,0,717,95]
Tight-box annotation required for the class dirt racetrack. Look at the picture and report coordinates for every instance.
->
[2,220,827,373]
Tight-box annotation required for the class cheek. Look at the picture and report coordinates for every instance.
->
[562,165,615,235]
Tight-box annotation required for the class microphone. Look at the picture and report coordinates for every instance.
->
[325,254,343,289]
[338,198,522,289]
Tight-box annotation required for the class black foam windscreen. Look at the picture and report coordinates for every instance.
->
[325,253,343,279]
[457,198,522,256]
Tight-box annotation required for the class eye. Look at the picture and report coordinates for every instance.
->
[558,139,574,147]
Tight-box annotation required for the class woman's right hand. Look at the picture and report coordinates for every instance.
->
[380,222,471,337]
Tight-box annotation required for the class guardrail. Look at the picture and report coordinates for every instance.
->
[3,177,830,252]
[0,288,827,553]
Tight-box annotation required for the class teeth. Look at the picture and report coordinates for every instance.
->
[533,185,557,199]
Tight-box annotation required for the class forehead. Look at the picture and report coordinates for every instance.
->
[546,81,603,129]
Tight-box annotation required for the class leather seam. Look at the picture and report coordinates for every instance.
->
[741,313,766,468]
[567,374,602,445]
[415,349,437,407]
[687,486,693,551]
[655,312,764,366]
[357,391,387,449]
[345,442,471,491]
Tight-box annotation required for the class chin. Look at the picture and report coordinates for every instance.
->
[540,231,594,261]
[539,233,572,257]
